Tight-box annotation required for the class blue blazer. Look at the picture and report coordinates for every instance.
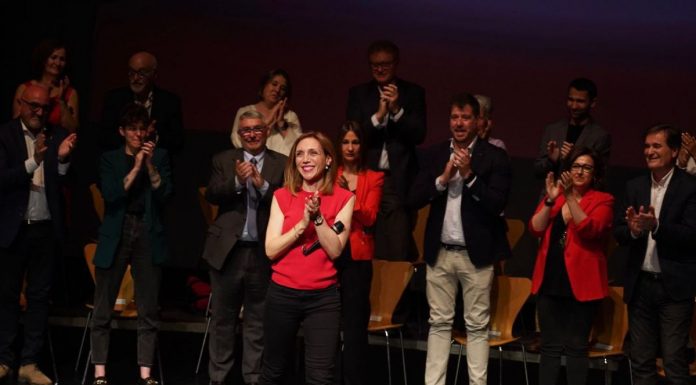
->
[94,147,173,268]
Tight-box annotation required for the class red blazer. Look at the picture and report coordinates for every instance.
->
[337,167,384,261]
[529,189,614,301]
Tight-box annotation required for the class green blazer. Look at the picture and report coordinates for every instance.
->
[94,147,173,268]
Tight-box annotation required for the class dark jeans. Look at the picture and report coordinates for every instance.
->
[0,222,56,366]
[537,294,599,385]
[338,259,372,385]
[91,214,162,367]
[208,243,269,384]
[260,281,341,385]
[629,272,693,385]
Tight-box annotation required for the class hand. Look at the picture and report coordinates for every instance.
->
[375,89,389,122]
[51,76,70,99]
[560,141,574,160]
[682,132,696,158]
[452,146,472,176]
[547,140,560,162]
[58,133,78,160]
[558,171,573,197]
[381,83,400,114]
[635,205,657,233]
[140,141,156,167]
[249,162,265,189]
[235,159,254,184]
[337,175,349,190]
[545,172,561,200]
[147,119,158,136]
[33,133,47,164]
[678,147,690,168]
[625,207,642,236]
[304,191,321,222]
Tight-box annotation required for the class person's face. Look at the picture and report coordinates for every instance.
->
[237,117,268,155]
[295,137,331,183]
[341,130,361,165]
[19,87,50,132]
[644,131,677,174]
[44,48,66,77]
[569,155,595,189]
[369,51,397,85]
[566,87,595,123]
[119,121,148,154]
[477,110,492,139]
[128,55,156,96]
[261,75,288,104]
[449,105,478,146]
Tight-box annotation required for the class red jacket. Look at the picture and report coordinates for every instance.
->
[337,167,384,261]
[529,189,614,301]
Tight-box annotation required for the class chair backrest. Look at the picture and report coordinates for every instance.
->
[489,276,532,340]
[83,243,136,312]
[369,260,414,325]
[506,218,525,250]
[198,187,219,226]
[413,204,430,262]
[590,286,628,352]
[90,183,105,222]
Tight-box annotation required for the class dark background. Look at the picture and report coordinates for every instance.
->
[1,0,695,277]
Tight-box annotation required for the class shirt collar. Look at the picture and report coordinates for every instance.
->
[450,136,477,153]
[244,150,266,163]
[20,120,40,140]
[651,167,675,188]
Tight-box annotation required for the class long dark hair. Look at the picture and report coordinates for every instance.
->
[336,120,365,170]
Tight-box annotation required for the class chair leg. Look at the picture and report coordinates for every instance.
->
[453,343,464,385]
[603,357,611,385]
[75,311,92,372]
[81,350,92,385]
[384,330,392,385]
[398,329,407,385]
[47,328,59,385]
[195,315,211,374]
[628,357,634,385]
[498,346,503,385]
[520,342,529,385]
[157,346,164,385]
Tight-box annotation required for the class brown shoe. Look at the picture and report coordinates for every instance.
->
[18,364,52,385]
[0,364,12,380]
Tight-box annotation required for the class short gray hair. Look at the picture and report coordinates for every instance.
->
[474,94,493,117]
[239,110,265,123]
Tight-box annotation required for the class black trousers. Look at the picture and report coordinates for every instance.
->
[338,259,372,385]
[374,174,417,261]
[91,214,162,367]
[208,243,269,384]
[260,282,341,385]
[0,222,56,366]
[628,272,693,385]
[537,294,599,385]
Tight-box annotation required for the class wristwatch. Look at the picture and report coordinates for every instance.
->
[544,198,555,207]
[313,214,324,226]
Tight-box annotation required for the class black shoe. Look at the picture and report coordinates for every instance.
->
[137,377,159,385]
[92,376,108,385]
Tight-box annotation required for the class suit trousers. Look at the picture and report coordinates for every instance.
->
[425,247,493,385]
[628,272,693,385]
[0,222,56,366]
[91,214,162,367]
[208,243,269,384]
[374,174,417,261]
[260,282,341,385]
[337,258,372,385]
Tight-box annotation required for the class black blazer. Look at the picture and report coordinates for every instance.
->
[614,167,696,302]
[347,78,426,202]
[0,119,67,247]
[409,139,512,267]
[100,86,184,153]
[201,148,287,270]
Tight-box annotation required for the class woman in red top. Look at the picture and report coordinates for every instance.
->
[13,39,79,133]
[529,147,614,385]
[263,132,355,385]
[335,121,383,385]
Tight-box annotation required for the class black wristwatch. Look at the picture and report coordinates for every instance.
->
[544,198,555,207]
[313,214,324,226]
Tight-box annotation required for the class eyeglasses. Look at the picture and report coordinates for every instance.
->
[369,61,395,70]
[239,126,265,135]
[570,163,594,173]
[128,68,154,79]
[21,99,51,113]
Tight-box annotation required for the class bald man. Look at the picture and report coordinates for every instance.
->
[0,85,77,385]
[100,51,183,155]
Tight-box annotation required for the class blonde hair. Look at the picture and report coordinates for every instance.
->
[284,132,337,195]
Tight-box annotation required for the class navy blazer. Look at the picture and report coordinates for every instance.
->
[347,78,426,202]
[94,147,173,268]
[614,167,696,302]
[0,119,67,247]
[409,139,512,267]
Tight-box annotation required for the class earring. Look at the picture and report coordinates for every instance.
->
[325,164,330,171]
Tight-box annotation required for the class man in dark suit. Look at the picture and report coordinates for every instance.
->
[614,124,696,385]
[202,110,286,385]
[534,78,611,179]
[346,40,426,261]
[410,93,511,385]
[0,85,77,385]
[100,51,183,155]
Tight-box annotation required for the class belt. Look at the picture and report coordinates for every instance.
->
[640,271,662,280]
[23,219,51,225]
[236,240,259,248]
[441,243,467,251]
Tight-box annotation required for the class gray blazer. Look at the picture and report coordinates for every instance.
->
[533,119,611,179]
[201,148,287,270]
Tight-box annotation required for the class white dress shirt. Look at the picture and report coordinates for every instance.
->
[641,167,675,273]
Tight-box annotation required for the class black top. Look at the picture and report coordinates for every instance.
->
[565,124,585,145]
[125,154,148,215]
[540,213,573,297]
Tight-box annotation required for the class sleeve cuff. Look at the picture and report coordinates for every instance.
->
[58,162,70,175]
[25,158,38,174]
[371,114,387,128]
[390,108,405,122]
[258,180,270,196]
[435,177,447,192]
